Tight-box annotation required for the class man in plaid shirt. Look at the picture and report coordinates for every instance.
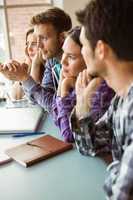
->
[70,0,133,199]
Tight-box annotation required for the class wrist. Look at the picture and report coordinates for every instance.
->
[75,104,91,120]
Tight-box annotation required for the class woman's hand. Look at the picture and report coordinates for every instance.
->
[0,60,29,81]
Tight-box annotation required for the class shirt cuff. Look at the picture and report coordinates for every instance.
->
[22,76,37,92]
[70,107,93,135]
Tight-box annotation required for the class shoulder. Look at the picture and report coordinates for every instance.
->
[124,84,133,116]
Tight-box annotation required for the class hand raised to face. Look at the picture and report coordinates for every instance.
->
[57,69,76,97]
[75,69,103,119]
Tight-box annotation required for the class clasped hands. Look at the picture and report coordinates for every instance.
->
[0,60,29,81]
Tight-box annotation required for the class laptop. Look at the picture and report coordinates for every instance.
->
[0,106,46,134]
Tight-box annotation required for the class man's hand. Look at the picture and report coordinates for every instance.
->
[31,48,44,68]
[30,48,44,83]
[75,69,102,119]
[0,60,29,81]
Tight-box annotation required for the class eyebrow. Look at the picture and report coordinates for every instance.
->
[62,47,81,57]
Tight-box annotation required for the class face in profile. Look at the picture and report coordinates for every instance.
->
[80,27,101,77]
[26,33,37,60]
[34,23,63,60]
[61,36,86,78]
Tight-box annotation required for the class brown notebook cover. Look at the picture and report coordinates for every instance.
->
[5,135,73,167]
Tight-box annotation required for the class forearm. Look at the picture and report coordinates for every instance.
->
[22,76,55,111]
[71,108,112,156]
[51,94,75,142]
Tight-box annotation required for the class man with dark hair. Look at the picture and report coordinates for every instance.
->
[70,0,133,199]
[0,7,72,111]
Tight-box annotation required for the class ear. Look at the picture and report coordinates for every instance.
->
[95,40,108,60]
[59,32,65,47]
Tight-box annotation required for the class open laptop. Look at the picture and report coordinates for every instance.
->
[0,106,46,134]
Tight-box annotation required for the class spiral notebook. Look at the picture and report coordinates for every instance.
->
[0,106,46,134]
[5,135,73,167]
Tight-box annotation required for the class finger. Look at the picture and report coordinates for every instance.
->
[2,63,9,71]
[7,63,17,72]
[82,69,88,87]
[86,77,103,94]
[75,72,82,92]
[12,60,20,66]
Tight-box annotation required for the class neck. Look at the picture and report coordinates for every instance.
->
[104,60,133,97]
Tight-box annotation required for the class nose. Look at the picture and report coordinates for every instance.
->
[37,37,43,49]
[28,44,33,52]
[61,53,68,66]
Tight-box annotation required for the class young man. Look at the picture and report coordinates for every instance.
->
[0,7,72,111]
[70,0,133,199]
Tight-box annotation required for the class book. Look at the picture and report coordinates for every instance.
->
[5,135,73,167]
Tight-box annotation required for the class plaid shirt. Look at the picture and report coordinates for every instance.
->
[71,83,133,200]
[23,58,60,112]
[52,81,114,143]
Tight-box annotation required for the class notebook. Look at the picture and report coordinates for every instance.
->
[5,135,73,167]
[0,106,46,134]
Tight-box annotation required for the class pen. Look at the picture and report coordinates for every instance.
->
[12,131,45,138]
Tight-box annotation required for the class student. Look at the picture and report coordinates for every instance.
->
[52,26,114,142]
[11,28,44,100]
[0,7,72,111]
[70,0,133,199]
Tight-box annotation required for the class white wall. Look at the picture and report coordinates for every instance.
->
[53,0,89,26]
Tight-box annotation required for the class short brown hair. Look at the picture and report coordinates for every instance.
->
[76,0,133,61]
[31,7,72,33]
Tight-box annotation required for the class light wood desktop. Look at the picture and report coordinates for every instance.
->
[0,114,108,200]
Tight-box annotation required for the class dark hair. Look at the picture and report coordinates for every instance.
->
[68,26,82,47]
[31,7,72,33]
[76,0,133,61]
[25,28,34,44]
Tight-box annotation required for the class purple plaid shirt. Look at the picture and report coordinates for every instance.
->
[52,81,115,142]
